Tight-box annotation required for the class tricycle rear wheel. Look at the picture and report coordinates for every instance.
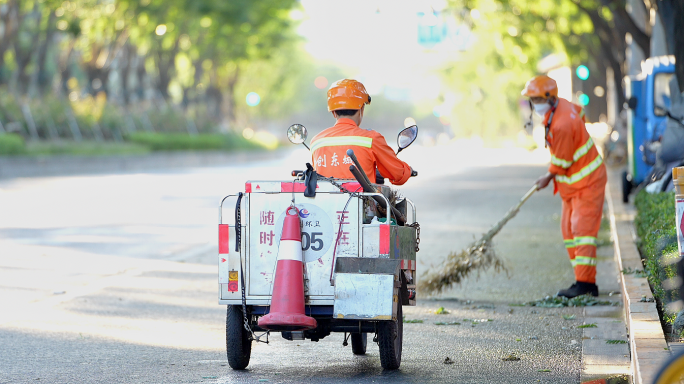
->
[351,333,367,355]
[226,305,252,370]
[378,292,403,370]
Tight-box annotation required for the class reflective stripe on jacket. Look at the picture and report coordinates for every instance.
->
[310,118,412,185]
[544,99,606,197]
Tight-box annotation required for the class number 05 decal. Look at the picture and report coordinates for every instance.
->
[301,232,324,251]
[273,203,334,263]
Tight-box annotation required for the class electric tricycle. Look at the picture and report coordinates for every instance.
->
[218,124,420,370]
[622,55,676,201]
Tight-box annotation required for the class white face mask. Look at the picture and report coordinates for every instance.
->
[533,102,551,117]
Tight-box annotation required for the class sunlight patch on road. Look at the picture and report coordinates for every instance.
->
[2,260,225,351]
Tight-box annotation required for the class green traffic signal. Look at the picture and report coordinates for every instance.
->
[576,65,590,80]
[578,93,590,105]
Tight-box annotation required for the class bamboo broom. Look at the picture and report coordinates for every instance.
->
[418,185,538,295]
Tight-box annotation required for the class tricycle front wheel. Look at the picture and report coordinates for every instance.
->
[226,305,252,370]
[378,292,403,370]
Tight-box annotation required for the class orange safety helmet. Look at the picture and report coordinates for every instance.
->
[327,79,371,111]
[521,75,558,98]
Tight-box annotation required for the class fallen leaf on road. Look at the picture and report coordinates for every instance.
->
[606,339,627,344]
[562,315,576,320]
[523,295,618,307]
[578,323,597,328]
[538,369,551,372]
[434,321,461,326]
[443,357,454,364]
[403,318,424,323]
[501,354,520,361]
[435,307,450,314]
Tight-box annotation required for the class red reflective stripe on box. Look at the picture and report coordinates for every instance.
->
[245,183,252,193]
[379,224,390,255]
[401,260,416,270]
[340,182,362,192]
[218,224,230,254]
[281,182,307,192]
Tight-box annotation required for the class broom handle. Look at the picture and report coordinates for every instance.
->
[477,185,538,246]
[518,184,538,206]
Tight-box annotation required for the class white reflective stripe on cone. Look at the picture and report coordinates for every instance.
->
[277,240,304,261]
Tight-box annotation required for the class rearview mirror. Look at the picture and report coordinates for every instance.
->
[287,124,308,145]
[397,125,418,153]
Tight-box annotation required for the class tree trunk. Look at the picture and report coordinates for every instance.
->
[673,1,684,92]
[0,0,22,81]
[13,5,42,95]
[154,35,181,101]
[602,0,650,54]
[59,39,76,95]
[572,2,629,109]
[135,53,147,101]
[658,0,684,92]
[120,43,133,106]
[35,9,57,94]
[224,64,240,128]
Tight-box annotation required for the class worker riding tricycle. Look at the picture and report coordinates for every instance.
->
[217,79,420,371]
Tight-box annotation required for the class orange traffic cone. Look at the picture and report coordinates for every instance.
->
[258,207,317,331]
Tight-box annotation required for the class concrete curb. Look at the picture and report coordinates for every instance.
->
[606,170,670,384]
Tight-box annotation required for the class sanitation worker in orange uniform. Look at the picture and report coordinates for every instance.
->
[310,79,412,185]
[522,75,607,298]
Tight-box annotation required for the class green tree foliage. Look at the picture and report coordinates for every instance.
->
[448,0,652,111]
[0,0,302,141]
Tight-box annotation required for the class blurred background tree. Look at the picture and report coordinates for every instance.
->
[0,0,306,149]
[0,0,680,152]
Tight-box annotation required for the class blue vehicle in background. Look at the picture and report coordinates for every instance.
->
[622,55,676,202]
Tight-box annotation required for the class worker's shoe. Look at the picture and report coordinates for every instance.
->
[556,282,598,298]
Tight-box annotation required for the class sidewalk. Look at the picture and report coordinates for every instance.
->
[606,168,671,384]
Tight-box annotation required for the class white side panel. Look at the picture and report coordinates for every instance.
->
[362,225,380,258]
[333,274,395,320]
[247,193,360,298]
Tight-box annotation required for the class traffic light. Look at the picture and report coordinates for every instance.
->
[578,93,590,106]
[576,65,590,80]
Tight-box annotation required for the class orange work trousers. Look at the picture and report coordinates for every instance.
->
[560,184,605,284]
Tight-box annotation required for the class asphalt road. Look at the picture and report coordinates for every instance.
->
[0,144,610,383]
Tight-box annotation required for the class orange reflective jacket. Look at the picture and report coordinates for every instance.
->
[310,118,412,185]
[544,98,606,197]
